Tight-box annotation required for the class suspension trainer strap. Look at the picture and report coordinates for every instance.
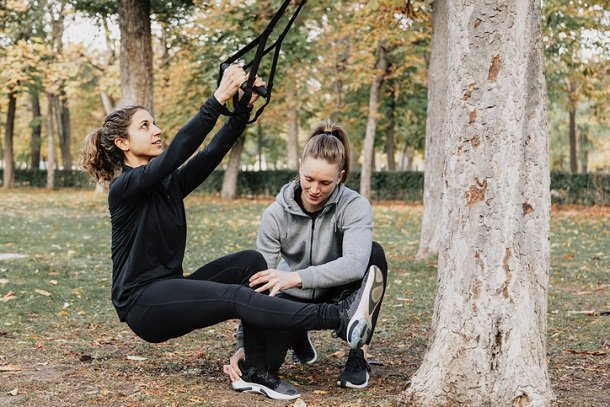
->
[217,0,307,123]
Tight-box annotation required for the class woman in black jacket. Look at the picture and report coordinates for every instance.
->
[80,65,384,400]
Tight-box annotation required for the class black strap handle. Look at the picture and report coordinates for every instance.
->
[217,0,307,123]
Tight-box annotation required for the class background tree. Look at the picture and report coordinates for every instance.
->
[74,0,194,113]
[0,2,51,187]
[417,0,447,260]
[401,0,554,405]
[543,0,608,173]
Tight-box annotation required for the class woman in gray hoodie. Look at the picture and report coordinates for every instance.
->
[226,121,388,398]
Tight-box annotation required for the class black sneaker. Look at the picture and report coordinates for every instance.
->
[231,361,301,400]
[291,331,317,364]
[337,348,370,389]
[335,265,385,349]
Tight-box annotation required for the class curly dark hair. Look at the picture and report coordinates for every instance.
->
[80,105,145,186]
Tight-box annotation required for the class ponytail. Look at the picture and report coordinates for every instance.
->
[301,120,350,182]
[80,105,145,187]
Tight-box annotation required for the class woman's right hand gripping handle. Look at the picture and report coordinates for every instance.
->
[214,64,247,105]
[215,64,266,108]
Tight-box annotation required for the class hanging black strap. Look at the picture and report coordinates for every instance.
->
[217,0,307,123]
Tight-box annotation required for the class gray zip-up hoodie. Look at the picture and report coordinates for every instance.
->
[256,180,373,300]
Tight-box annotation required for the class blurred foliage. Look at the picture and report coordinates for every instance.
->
[0,0,607,177]
[542,0,609,172]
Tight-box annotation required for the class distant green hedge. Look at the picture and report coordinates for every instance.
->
[550,171,610,206]
[0,169,92,188]
[1,169,608,205]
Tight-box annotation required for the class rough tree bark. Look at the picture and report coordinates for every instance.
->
[360,42,389,200]
[401,1,554,405]
[416,0,448,260]
[118,0,154,112]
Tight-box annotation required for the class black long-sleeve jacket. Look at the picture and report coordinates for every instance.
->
[108,96,250,320]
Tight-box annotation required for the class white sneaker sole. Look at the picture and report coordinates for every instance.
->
[232,378,301,400]
[346,265,384,349]
[293,331,318,364]
[337,371,370,389]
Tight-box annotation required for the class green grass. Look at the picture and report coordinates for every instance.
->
[0,190,608,406]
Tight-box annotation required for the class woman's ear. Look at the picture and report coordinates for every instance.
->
[114,137,130,152]
[339,169,346,183]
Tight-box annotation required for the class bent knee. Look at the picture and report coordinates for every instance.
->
[242,249,267,271]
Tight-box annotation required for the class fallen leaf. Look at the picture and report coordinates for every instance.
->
[48,280,58,285]
[127,355,147,361]
[0,364,22,372]
[0,291,16,302]
[567,310,597,316]
[8,388,18,396]
[329,350,346,359]
[292,398,307,407]
[34,289,51,297]
[564,349,606,356]
[0,279,8,286]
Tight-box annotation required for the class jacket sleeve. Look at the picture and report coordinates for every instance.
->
[110,96,226,200]
[298,196,373,289]
[256,204,283,269]
[176,101,252,197]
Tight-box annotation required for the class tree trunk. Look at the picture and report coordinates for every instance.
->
[386,79,397,171]
[331,39,349,121]
[101,93,115,115]
[416,0,448,260]
[118,0,154,112]
[400,1,554,405]
[59,88,72,169]
[257,122,263,171]
[3,90,17,189]
[30,88,42,169]
[221,135,245,200]
[568,105,577,173]
[287,93,299,171]
[53,93,71,170]
[360,42,389,200]
[404,148,414,171]
[100,15,117,115]
[46,93,56,190]
[580,130,588,173]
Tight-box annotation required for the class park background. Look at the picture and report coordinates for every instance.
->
[0,1,609,406]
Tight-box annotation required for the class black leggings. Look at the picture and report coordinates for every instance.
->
[245,242,388,371]
[124,250,340,343]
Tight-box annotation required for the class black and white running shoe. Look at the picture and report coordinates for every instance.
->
[335,265,385,349]
[231,361,301,400]
[337,348,371,389]
[291,331,317,364]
